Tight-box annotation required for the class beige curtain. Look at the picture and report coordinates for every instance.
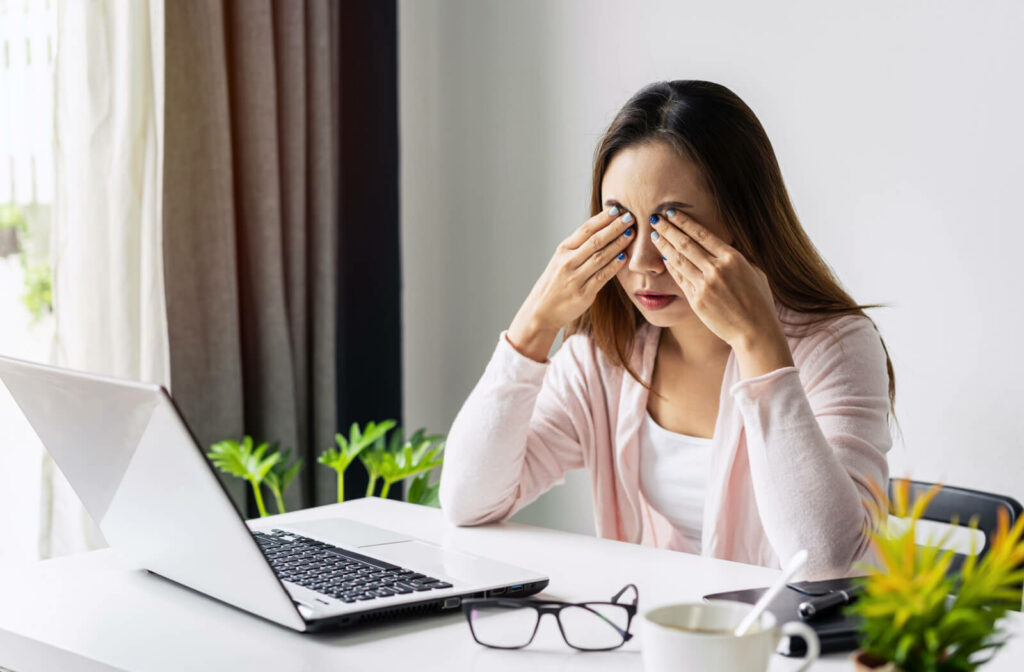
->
[162,0,339,511]
[46,0,167,557]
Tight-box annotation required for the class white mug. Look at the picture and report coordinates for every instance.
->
[641,601,820,672]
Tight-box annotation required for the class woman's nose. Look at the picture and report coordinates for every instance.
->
[627,222,665,274]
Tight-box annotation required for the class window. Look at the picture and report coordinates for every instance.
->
[0,0,57,567]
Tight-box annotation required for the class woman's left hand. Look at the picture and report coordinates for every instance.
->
[649,209,781,352]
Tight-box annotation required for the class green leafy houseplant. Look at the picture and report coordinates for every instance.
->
[207,437,281,518]
[207,420,446,517]
[406,470,441,508]
[262,445,303,515]
[360,428,445,499]
[850,480,1024,672]
[318,420,397,503]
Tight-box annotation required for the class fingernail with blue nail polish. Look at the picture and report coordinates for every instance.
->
[624,228,632,237]
[666,208,676,218]
[649,215,659,225]
[617,252,626,260]
[622,212,634,224]
[650,231,660,241]
[608,206,620,216]
[661,255,666,260]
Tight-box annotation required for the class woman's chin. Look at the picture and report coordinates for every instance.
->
[634,300,691,327]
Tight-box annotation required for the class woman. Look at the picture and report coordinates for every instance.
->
[439,80,895,579]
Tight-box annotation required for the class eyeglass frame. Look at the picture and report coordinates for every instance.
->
[460,583,639,652]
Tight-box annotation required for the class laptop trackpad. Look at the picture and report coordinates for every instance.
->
[279,517,411,548]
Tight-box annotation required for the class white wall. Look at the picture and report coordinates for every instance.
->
[399,0,1024,535]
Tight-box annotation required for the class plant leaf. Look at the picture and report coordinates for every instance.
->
[207,436,280,487]
[406,471,440,508]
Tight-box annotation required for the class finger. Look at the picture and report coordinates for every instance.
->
[580,248,629,296]
[568,211,635,269]
[575,224,634,278]
[658,208,734,258]
[650,213,715,273]
[650,229,703,285]
[562,205,630,252]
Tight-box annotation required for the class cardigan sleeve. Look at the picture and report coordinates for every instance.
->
[439,331,596,526]
[729,315,892,579]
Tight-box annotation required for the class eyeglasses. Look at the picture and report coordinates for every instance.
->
[461,584,638,651]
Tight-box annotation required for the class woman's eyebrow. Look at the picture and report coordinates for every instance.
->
[653,200,694,212]
[602,198,693,213]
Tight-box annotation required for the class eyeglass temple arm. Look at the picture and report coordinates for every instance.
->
[611,582,639,606]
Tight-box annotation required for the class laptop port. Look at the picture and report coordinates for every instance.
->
[489,587,507,596]
[508,584,524,594]
[443,597,461,609]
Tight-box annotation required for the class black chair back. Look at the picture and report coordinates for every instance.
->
[887,478,1023,609]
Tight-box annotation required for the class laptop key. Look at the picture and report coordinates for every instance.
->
[322,547,399,571]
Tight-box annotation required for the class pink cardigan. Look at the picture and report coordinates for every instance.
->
[439,305,892,579]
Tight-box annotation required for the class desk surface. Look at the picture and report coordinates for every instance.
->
[1,498,1022,672]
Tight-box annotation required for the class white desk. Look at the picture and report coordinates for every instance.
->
[1,498,1021,671]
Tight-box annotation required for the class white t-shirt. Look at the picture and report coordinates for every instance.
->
[638,410,713,554]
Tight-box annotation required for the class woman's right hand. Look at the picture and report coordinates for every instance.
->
[507,206,636,361]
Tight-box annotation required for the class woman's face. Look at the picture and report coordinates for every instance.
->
[602,141,733,328]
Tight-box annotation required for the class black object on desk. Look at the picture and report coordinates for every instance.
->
[798,583,863,620]
[703,577,865,656]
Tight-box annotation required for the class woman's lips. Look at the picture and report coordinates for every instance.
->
[635,292,676,310]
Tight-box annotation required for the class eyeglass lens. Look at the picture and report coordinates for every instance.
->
[468,604,540,648]
[558,603,630,649]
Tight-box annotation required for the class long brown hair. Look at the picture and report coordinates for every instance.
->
[568,80,897,418]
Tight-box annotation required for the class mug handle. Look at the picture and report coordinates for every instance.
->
[780,621,820,671]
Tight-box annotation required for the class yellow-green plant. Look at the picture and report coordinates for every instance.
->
[318,420,396,502]
[360,428,445,499]
[850,480,1024,671]
[207,437,281,517]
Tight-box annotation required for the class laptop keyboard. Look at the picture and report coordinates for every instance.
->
[253,529,453,604]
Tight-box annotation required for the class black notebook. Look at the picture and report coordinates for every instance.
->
[703,577,863,656]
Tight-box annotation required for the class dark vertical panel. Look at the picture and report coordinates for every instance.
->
[163,0,249,512]
[336,1,403,501]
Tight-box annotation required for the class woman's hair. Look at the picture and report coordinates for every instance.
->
[567,80,897,416]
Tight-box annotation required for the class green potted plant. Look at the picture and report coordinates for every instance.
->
[261,444,303,514]
[318,420,397,503]
[359,428,445,499]
[405,470,441,508]
[207,420,446,517]
[207,437,283,518]
[849,480,1024,671]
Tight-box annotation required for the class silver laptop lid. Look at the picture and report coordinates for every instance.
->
[0,356,306,631]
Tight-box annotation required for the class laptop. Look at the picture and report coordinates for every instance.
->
[0,355,548,632]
